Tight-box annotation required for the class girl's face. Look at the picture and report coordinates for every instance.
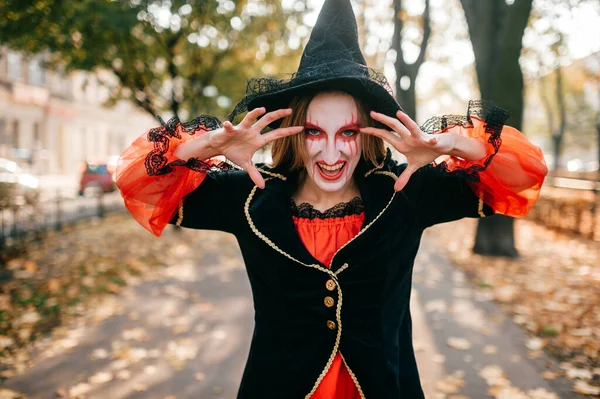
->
[302,92,362,193]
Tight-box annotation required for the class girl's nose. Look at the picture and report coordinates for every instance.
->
[322,138,341,164]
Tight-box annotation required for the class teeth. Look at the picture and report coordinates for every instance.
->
[319,162,344,172]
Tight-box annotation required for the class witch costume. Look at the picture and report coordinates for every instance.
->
[115,0,548,397]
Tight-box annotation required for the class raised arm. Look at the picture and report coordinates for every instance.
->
[361,100,548,228]
[115,108,303,237]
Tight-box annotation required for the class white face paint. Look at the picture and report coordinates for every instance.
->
[302,92,362,193]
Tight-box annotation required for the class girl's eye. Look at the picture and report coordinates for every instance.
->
[340,130,358,137]
[305,128,321,136]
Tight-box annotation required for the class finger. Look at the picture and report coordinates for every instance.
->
[241,107,267,128]
[223,121,236,133]
[360,127,402,147]
[370,111,411,139]
[244,162,266,189]
[253,108,293,132]
[394,165,417,192]
[396,110,429,140]
[262,126,304,144]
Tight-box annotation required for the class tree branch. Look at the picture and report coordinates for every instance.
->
[503,0,534,59]
[413,0,431,70]
[392,0,407,71]
[555,64,566,139]
[165,29,184,120]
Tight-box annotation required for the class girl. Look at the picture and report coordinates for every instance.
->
[116,1,547,397]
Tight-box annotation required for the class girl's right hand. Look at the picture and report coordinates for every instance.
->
[208,108,304,189]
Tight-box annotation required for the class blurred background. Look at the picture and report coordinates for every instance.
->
[0,0,599,398]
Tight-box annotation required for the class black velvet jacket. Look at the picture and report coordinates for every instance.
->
[171,154,494,398]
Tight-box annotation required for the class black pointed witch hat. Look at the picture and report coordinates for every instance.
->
[228,0,402,126]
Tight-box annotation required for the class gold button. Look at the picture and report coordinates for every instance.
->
[324,296,335,308]
[327,320,337,330]
[325,279,336,291]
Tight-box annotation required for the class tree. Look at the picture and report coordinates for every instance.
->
[458,0,534,258]
[536,36,567,172]
[392,0,431,120]
[0,0,306,121]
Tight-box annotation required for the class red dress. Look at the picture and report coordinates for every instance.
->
[291,200,365,399]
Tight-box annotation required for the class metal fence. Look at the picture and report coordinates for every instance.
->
[0,192,125,250]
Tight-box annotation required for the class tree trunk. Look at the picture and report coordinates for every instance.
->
[460,0,533,258]
[392,0,430,120]
[553,65,567,172]
[597,116,600,176]
[597,85,600,176]
[398,80,417,120]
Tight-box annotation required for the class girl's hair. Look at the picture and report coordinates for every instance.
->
[270,91,385,171]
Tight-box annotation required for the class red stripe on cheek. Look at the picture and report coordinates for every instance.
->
[344,162,350,183]
[343,137,358,157]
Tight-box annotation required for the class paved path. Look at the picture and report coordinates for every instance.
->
[413,228,582,399]
[3,226,578,398]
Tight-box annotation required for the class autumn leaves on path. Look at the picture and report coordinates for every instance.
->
[3,221,254,398]
[419,220,599,398]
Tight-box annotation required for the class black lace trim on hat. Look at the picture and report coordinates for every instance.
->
[144,115,239,176]
[419,100,509,182]
[290,196,364,219]
[229,60,394,122]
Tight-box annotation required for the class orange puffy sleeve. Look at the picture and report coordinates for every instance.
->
[424,100,548,218]
[116,115,229,237]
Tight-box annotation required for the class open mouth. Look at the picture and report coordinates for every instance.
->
[316,161,346,181]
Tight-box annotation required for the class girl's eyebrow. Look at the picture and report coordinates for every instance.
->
[304,122,361,132]
[336,122,361,132]
[304,122,322,130]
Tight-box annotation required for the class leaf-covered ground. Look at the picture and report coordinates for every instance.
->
[1,214,252,398]
[427,218,600,396]
[0,214,186,374]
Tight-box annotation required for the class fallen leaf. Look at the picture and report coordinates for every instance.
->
[89,371,113,384]
[447,337,472,351]
[573,380,600,396]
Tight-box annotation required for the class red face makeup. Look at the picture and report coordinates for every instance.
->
[302,92,362,193]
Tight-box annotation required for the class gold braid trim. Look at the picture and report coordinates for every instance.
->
[477,189,486,217]
[363,158,386,177]
[478,198,485,217]
[304,276,344,399]
[341,353,366,399]
[328,171,398,272]
[244,182,332,274]
[257,168,287,181]
[335,263,349,276]
[176,199,184,226]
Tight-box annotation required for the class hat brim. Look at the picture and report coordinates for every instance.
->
[246,77,403,130]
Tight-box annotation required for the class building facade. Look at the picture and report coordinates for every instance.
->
[0,46,155,178]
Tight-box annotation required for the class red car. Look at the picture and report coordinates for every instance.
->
[79,161,117,196]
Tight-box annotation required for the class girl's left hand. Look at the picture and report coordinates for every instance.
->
[360,110,456,192]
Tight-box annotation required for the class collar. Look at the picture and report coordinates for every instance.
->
[245,152,400,273]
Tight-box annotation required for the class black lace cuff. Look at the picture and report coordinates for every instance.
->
[419,100,509,183]
[145,115,238,176]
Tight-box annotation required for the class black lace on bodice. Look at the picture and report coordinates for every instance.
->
[290,197,364,219]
